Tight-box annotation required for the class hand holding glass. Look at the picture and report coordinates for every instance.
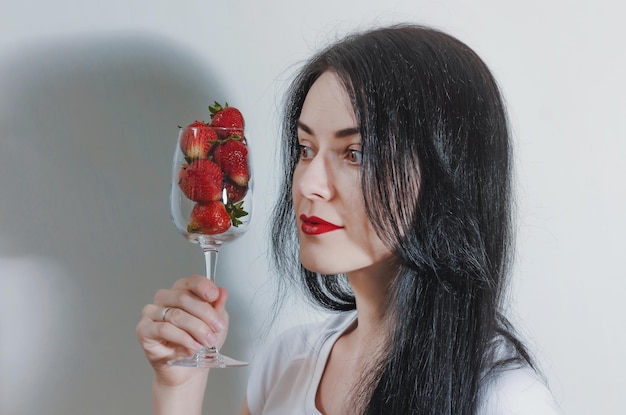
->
[169,124,252,368]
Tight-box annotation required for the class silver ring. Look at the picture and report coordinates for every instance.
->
[160,306,172,322]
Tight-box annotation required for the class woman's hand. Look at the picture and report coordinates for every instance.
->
[136,274,229,388]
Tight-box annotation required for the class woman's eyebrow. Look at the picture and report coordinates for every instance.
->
[297,120,359,138]
[296,120,313,135]
[335,127,359,138]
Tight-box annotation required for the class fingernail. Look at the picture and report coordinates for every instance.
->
[204,289,218,301]
[207,332,218,345]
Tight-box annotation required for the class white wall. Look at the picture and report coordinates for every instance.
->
[1,1,623,414]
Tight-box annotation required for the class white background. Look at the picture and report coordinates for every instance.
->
[1,1,624,414]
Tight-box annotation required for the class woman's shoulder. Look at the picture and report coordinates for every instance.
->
[480,365,562,414]
[269,311,357,356]
[249,311,357,377]
[480,332,562,414]
[246,311,356,414]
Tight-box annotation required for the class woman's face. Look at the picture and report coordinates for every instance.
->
[292,71,393,275]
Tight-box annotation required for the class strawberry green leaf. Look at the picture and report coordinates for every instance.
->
[209,101,230,117]
[225,200,248,227]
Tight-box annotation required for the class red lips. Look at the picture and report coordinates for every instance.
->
[300,214,342,235]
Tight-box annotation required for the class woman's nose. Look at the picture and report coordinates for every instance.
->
[297,154,335,201]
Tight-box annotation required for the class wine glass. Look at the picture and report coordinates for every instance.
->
[168,122,252,368]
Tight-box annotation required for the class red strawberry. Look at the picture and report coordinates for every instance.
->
[213,140,250,186]
[180,121,218,159]
[177,163,188,182]
[178,159,223,202]
[187,201,231,235]
[209,102,245,138]
[224,179,248,203]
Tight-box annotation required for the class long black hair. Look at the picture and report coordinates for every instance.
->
[271,24,532,414]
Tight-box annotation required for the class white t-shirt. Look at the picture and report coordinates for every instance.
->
[247,311,562,415]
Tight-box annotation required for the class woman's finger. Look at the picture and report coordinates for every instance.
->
[212,287,229,314]
[145,302,221,347]
[171,274,220,302]
[136,317,202,361]
[154,288,226,334]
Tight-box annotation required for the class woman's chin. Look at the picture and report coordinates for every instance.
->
[300,257,344,276]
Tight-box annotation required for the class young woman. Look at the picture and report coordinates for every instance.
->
[136,25,561,414]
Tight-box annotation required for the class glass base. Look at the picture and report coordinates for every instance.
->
[167,346,248,368]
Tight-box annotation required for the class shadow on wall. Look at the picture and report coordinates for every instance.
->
[0,34,245,415]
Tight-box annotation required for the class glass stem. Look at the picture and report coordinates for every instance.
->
[201,246,222,363]
[203,248,219,282]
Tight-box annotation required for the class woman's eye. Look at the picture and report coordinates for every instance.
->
[346,148,363,165]
[298,145,314,160]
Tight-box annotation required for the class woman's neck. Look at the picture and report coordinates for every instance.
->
[345,257,398,343]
